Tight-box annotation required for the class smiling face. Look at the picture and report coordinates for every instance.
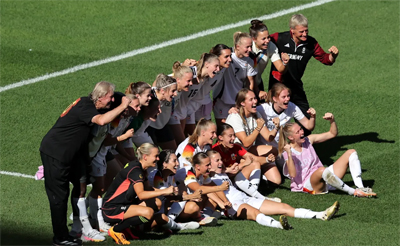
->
[126,98,141,116]
[96,91,114,109]
[273,89,290,111]
[253,30,270,50]
[236,37,252,58]
[291,25,308,44]
[201,124,217,145]
[206,60,221,78]
[164,84,178,102]
[209,152,224,174]
[163,153,179,174]
[287,123,305,144]
[196,157,212,176]
[176,72,193,92]
[137,88,152,106]
[218,49,232,68]
[218,127,235,149]
[144,147,160,168]
[241,90,258,114]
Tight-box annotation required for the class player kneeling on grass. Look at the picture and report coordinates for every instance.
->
[207,150,340,230]
[102,143,199,245]
[279,113,376,197]
[174,152,230,226]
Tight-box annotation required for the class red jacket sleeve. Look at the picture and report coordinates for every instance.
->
[313,42,333,65]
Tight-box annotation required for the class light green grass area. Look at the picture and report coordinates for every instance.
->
[1,0,399,245]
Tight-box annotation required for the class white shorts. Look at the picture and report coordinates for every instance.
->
[303,165,335,194]
[227,196,264,217]
[194,102,213,121]
[213,98,234,120]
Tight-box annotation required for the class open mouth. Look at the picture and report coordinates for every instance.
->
[283,102,289,106]
[300,134,305,139]
[251,105,257,109]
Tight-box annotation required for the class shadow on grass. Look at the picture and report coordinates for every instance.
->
[314,132,395,164]
[1,229,51,245]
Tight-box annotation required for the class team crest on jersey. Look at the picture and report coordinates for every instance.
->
[302,47,306,54]
[139,174,143,179]
[231,153,236,160]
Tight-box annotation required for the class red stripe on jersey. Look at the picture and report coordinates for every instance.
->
[105,179,131,203]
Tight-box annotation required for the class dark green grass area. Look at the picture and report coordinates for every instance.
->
[1,0,399,245]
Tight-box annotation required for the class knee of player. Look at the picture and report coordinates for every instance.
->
[346,149,356,155]
[142,207,155,220]
[155,198,163,210]
[185,202,200,214]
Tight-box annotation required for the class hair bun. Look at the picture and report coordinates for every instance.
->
[251,19,263,27]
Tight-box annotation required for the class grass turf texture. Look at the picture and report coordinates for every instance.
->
[1,0,399,245]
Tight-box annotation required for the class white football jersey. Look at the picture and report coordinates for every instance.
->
[256,102,305,147]
[215,52,258,105]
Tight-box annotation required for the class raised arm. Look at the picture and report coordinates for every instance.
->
[235,118,265,148]
[297,107,316,131]
[92,96,131,126]
[134,182,177,201]
[308,113,338,145]
[283,144,296,178]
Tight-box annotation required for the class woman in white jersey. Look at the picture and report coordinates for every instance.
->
[213,32,258,126]
[249,19,289,95]
[256,83,316,149]
[147,68,193,151]
[185,44,232,132]
[207,150,340,230]
[175,119,216,172]
[226,89,281,186]
[278,114,377,198]
[147,150,202,231]
[169,54,220,145]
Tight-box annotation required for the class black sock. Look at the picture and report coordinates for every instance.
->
[113,216,149,232]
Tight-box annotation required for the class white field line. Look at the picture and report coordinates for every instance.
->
[0,0,335,93]
[0,0,334,179]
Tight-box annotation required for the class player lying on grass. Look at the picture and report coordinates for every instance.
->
[102,143,200,245]
[212,123,281,202]
[278,113,376,197]
[207,150,340,230]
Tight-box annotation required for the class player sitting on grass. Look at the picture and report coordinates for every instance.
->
[279,113,376,197]
[207,150,340,230]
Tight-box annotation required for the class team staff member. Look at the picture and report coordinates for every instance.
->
[40,81,131,246]
[268,14,339,135]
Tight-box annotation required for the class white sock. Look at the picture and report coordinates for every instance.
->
[77,198,93,232]
[322,168,355,195]
[348,152,364,188]
[234,172,264,199]
[249,169,261,188]
[255,213,282,229]
[294,208,323,219]
[167,201,186,220]
[163,217,182,230]
[88,196,99,220]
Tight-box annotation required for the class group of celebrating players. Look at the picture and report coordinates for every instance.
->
[39,14,377,246]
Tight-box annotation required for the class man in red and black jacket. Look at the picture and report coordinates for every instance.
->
[268,14,339,135]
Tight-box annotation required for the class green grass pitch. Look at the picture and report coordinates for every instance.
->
[0,0,399,245]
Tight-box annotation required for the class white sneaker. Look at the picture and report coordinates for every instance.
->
[265,197,282,203]
[199,216,218,226]
[81,229,106,242]
[179,221,200,230]
[99,221,112,233]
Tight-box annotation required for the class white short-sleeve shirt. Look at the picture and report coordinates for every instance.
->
[225,112,263,148]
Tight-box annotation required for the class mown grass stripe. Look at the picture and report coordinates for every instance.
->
[0,0,334,93]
